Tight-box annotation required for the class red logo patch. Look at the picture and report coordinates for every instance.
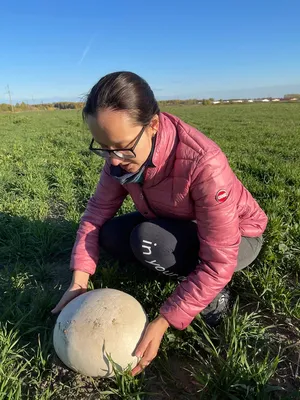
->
[216,189,228,203]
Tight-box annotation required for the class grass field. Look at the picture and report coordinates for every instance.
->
[0,103,300,399]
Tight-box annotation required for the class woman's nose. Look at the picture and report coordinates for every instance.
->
[110,156,122,166]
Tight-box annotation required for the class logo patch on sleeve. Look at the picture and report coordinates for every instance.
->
[216,189,228,203]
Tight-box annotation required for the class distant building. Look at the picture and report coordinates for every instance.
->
[247,99,254,103]
[272,98,280,102]
[212,101,220,104]
[262,99,270,102]
[232,99,243,103]
[290,98,298,101]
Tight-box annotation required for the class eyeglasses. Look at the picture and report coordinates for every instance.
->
[89,126,147,160]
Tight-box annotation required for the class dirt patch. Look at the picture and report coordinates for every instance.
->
[145,355,201,399]
[50,353,114,399]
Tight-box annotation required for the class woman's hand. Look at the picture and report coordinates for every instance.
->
[131,315,170,376]
[51,270,89,314]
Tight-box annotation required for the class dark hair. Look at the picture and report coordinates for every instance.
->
[82,71,160,126]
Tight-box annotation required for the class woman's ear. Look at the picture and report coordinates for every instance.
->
[150,114,159,135]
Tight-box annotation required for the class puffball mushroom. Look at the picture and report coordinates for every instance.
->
[53,288,148,377]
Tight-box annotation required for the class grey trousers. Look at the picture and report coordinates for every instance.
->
[235,235,263,271]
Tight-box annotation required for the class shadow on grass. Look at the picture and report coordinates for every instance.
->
[0,213,79,367]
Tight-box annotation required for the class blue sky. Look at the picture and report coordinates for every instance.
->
[1,0,300,103]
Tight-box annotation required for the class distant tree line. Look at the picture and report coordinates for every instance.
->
[158,99,200,106]
[1,100,203,112]
[0,101,85,113]
[53,102,85,109]
[1,94,299,113]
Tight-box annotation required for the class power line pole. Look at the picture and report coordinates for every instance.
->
[5,85,14,112]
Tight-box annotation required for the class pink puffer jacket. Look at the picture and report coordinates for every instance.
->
[71,112,268,330]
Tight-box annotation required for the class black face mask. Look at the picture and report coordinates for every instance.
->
[110,135,156,185]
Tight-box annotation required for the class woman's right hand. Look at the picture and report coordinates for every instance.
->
[51,270,90,314]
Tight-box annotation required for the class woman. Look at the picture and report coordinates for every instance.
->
[52,71,268,376]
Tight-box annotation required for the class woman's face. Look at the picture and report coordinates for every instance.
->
[86,109,159,173]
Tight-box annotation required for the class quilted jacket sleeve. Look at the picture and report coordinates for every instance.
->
[160,149,241,330]
[70,162,128,275]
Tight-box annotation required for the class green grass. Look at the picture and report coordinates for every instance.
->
[0,103,300,399]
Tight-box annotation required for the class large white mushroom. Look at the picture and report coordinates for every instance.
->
[53,288,148,377]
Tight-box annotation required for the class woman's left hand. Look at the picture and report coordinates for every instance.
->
[131,315,170,376]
